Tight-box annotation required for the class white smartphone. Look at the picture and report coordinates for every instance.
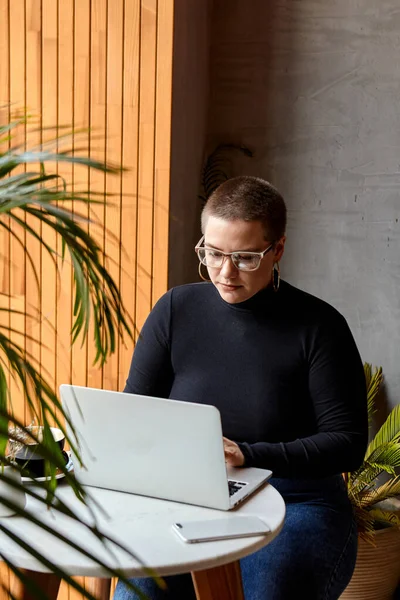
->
[172,515,270,543]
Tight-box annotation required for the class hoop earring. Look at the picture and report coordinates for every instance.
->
[198,262,211,282]
[272,262,280,292]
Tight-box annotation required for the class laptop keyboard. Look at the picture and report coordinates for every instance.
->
[228,480,248,497]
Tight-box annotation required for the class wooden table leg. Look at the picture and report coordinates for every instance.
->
[85,577,112,600]
[18,571,61,600]
[192,560,244,600]
[16,573,111,600]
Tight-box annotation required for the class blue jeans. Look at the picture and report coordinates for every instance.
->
[113,475,357,600]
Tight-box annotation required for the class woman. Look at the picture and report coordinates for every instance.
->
[114,176,367,600]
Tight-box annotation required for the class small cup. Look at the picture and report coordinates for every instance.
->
[15,426,67,478]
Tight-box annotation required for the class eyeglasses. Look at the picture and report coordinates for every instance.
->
[195,236,274,272]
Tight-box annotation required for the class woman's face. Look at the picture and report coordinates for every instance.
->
[203,216,285,304]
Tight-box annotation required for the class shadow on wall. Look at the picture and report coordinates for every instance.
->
[207,0,296,187]
[199,143,254,205]
[168,0,212,288]
[206,0,400,409]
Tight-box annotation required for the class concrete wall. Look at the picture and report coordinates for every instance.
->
[168,0,211,288]
[207,0,400,408]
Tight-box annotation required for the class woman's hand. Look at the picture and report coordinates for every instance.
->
[223,437,245,467]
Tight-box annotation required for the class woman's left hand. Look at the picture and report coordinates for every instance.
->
[223,437,245,467]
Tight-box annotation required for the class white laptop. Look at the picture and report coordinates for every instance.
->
[59,385,272,511]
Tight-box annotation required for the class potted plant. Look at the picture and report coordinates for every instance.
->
[341,363,400,599]
[0,112,147,598]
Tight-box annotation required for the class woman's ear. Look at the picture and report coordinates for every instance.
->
[273,236,286,262]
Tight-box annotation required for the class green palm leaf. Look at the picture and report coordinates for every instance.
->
[353,507,400,545]
[0,176,133,364]
[350,468,389,499]
[0,116,27,145]
[347,363,400,541]
[368,508,400,528]
[352,506,377,545]
[0,473,158,600]
[366,404,400,458]
[352,442,400,487]
[358,475,400,507]
[364,363,383,425]
[0,150,121,179]
[0,114,146,598]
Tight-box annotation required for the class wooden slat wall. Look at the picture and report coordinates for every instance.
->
[0,0,173,598]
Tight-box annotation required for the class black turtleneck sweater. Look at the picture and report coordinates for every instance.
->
[124,281,368,478]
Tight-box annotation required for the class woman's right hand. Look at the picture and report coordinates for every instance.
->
[223,437,245,467]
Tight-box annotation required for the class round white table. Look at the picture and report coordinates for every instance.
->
[0,480,285,599]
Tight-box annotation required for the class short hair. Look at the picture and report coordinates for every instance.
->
[201,176,287,241]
